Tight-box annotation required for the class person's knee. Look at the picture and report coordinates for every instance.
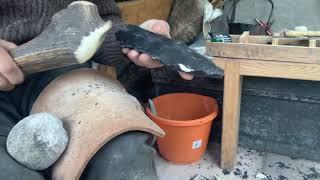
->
[0,136,46,180]
[81,132,158,180]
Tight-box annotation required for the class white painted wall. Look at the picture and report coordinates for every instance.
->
[223,0,320,32]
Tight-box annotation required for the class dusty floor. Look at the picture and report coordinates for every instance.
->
[155,144,320,180]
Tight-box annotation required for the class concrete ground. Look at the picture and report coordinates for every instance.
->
[155,144,320,180]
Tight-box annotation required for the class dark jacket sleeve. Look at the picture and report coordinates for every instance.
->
[90,0,153,102]
[90,0,129,67]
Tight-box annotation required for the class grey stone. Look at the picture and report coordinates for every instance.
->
[6,112,68,170]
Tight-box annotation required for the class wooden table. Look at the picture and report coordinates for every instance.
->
[206,32,320,170]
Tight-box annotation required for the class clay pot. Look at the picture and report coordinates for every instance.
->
[31,68,164,180]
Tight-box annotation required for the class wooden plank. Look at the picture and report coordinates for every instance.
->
[220,60,243,170]
[273,32,308,46]
[231,35,272,44]
[285,30,320,37]
[118,0,172,25]
[272,38,279,45]
[277,38,309,46]
[270,34,309,46]
[240,59,320,81]
[213,58,225,69]
[213,57,320,81]
[231,35,310,46]
[206,42,320,64]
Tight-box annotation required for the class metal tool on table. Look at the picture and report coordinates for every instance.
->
[255,18,273,36]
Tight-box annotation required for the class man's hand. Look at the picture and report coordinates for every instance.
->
[0,39,24,91]
[122,19,194,80]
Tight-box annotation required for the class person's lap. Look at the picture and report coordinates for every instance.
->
[0,88,46,180]
[0,63,157,180]
[0,65,80,180]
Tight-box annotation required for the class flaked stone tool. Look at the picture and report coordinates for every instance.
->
[9,1,112,75]
[115,24,223,78]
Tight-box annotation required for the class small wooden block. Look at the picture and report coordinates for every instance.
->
[309,39,317,47]
[239,31,250,44]
[272,38,279,45]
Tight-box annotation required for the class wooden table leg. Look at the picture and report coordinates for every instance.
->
[220,60,243,170]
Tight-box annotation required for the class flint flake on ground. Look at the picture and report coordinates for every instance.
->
[233,168,242,176]
[222,169,231,175]
[278,175,288,180]
[275,161,290,169]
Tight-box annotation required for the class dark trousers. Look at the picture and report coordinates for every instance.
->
[0,63,157,180]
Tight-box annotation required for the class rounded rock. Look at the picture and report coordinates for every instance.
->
[6,112,68,170]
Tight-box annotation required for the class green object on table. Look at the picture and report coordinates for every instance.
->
[208,32,232,43]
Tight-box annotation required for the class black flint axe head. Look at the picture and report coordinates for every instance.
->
[115,25,223,78]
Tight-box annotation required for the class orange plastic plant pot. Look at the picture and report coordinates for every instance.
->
[146,93,218,164]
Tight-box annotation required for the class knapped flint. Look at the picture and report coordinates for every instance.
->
[116,25,223,78]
